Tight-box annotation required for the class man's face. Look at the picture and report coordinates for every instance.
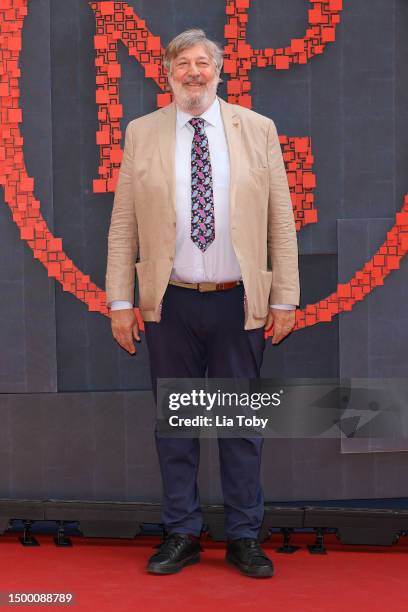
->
[168,44,219,114]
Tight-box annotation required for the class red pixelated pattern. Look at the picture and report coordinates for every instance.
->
[1,0,408,334]
[224,0,342,107]
[90,0,318,233]
[0,1,121,323]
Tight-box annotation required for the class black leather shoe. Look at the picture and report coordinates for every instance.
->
[226,538,274,578]
[147,533,202,575]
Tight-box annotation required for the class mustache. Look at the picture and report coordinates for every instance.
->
[182,79,205,85]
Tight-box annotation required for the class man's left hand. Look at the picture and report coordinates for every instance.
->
[264,308,296,344]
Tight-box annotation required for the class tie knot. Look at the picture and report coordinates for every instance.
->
[189,117,205,133]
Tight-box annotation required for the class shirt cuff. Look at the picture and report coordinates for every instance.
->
[269,304,296,310]
[109,300,134,311]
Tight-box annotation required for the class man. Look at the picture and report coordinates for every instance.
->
[106,29,300,578]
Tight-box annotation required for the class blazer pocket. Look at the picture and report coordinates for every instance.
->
[135,260,155,310]
[248,166,268,175]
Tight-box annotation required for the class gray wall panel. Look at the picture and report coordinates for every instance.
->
[1,0,408,501]
[2,393,408,502]
[0,0,56,393]
[339,219,408,454]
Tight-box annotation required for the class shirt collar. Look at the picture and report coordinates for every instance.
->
[176,96,220,130]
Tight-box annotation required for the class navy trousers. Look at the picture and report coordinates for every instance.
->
[144,283,266,539]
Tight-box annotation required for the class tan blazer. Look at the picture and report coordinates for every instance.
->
[106,96,300,330]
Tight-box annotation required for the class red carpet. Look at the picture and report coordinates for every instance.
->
[1,532,408,611]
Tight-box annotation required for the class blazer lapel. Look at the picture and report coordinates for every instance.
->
[219,97,241,218]
[158,101,177,214]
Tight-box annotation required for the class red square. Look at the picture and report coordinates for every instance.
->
[96,130,110,145]
[304,209,318,224]
[8,36,21,51]
[238,94,251,108]
[96,89,109,104]
[144,63,159,78]
[101,1,115,15]
[224,24,238,39]
[20,227,34,240]
[329,0,342,10]
[107,63,121,78]
[275,55,289,70]
[322,27,335,43]
[110,148,123,163]
[396,212,408,225]
[400,234,408,250]
[337,284,351,298]
[157,92,172,107]
[108,104,123,119]
[237,42,251,58]
[318,309,332,322]
[303,173,316,189]
[292,39,305,52]
[94,35,108,50]
[48,238,62,252]
[93,179,107,193]
[386,255,400,270]
[227,79,241,94]
[294,137,309,153]
[147,36,161,51]
[8,108,22,122]
[223,59,237,74]
[20,177,34,192]
[47,262,61,277]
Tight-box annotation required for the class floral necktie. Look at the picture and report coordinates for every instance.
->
[189,117,215,251]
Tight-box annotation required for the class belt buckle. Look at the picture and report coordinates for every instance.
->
[198,282,216,292]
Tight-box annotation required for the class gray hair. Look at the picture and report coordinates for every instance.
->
[164,29,224,76]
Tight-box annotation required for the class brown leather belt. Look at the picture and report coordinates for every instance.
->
[168,280,242,292]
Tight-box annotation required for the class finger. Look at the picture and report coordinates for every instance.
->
[264,311,274,330]
[271,324,285,344]
[272,332,283,345]
[125,337,136,353]
[272,326,293,344]
[114,333,136,354]
[123,340,136,354]
[132,323,141,342]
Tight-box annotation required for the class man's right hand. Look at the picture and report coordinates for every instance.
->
[110,308,140,355]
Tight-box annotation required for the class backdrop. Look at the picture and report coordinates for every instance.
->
[0,0,407,503]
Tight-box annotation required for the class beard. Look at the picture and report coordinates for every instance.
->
[170,75,219,114]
